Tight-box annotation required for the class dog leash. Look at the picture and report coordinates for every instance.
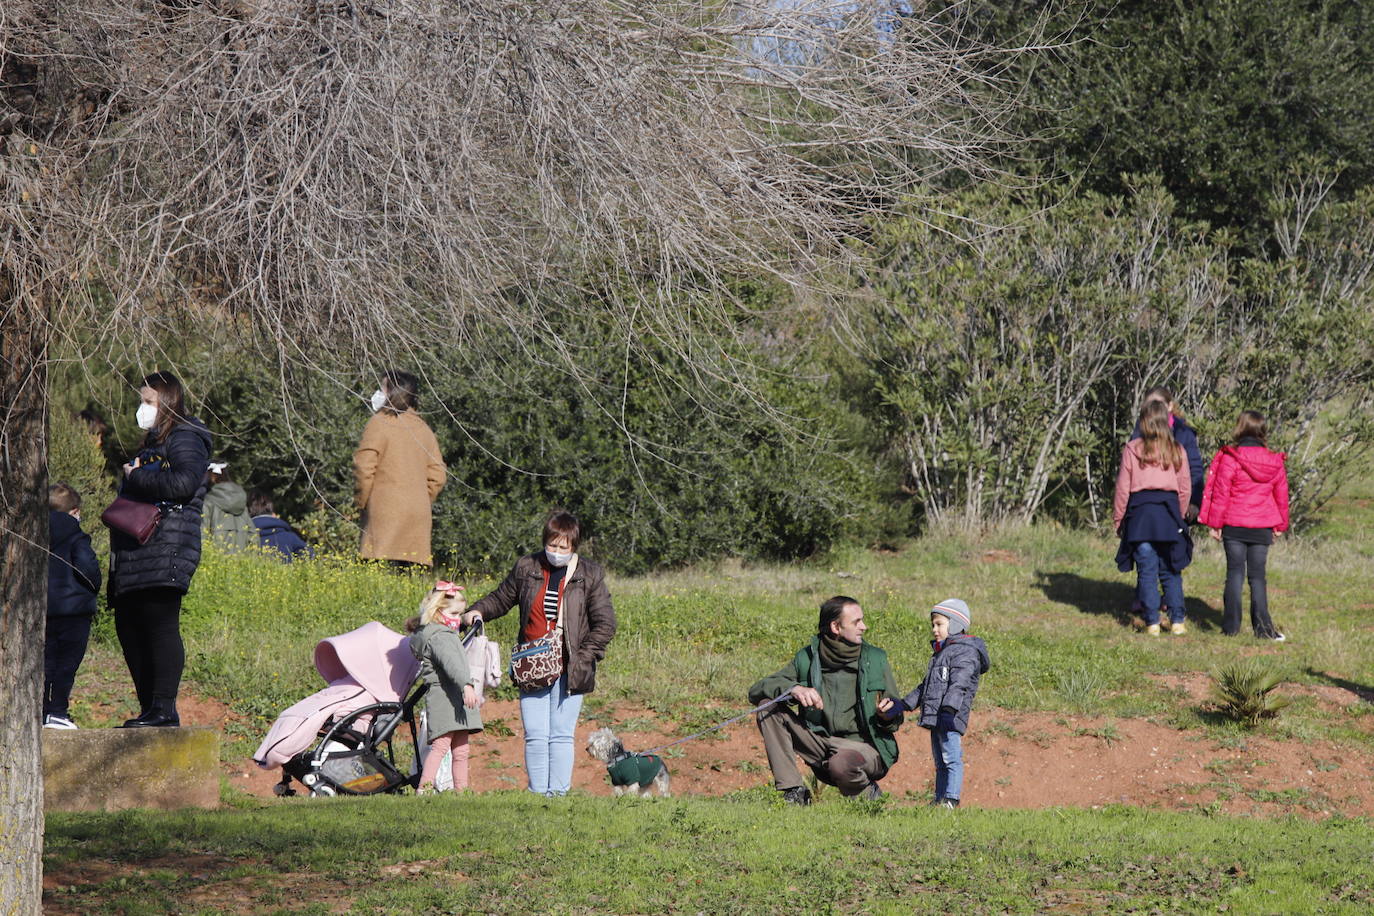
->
[635,692,793,757]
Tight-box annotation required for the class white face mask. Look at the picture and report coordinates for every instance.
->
[370,389,387,413]
[545,548,573,568]
[136,402,158,430]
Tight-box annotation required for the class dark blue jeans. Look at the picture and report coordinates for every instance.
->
[1133,541,1185,625]
[44,616,93,718]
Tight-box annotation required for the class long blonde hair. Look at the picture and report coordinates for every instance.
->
[1136,400,1182,470]
[405,584,466,633]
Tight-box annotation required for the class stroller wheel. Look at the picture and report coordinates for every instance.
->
[311,784,337,797]
[272,782,296,797]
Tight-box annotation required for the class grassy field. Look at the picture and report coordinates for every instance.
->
[45,793,1374,915]
[48,474,1374,913]
[78,465,1370,755]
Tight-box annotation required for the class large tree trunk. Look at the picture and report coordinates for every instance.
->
[0,267,48,915]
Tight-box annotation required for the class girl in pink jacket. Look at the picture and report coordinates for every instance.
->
[1199,411,1289,640]
[1114,401,1193,636]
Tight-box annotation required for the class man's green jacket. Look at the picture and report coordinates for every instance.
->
[748,637,904,773]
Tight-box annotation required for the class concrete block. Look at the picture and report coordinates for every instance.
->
[43,727,220,811]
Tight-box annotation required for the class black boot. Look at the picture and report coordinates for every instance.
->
[120,706,152,728]
[121,699,179,728]
[781,786,812,806]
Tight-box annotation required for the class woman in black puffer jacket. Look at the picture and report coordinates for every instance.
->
[109,372,212,727]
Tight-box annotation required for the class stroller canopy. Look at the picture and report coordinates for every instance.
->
[314,621,419,701]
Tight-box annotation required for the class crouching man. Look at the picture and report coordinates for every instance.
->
[748,596,902,805]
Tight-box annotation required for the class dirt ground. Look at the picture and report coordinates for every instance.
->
[211,675,1374,819]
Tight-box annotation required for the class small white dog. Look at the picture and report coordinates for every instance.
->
[585,727,671,798]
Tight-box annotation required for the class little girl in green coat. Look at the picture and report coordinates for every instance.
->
[407,582,482,792]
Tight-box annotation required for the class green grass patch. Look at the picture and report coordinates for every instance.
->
[80,509,1374,758]
[44,796,1374,914]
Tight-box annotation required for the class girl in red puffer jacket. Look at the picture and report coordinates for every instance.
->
[1199,410,1290,640]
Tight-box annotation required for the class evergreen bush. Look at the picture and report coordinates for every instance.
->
[1211,661,1290,728]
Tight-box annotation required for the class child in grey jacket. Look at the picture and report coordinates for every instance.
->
[407,582,483,793]
[878,599,990,808]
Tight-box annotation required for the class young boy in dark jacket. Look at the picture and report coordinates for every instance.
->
[46,483,101,729]
[878,599,990,808]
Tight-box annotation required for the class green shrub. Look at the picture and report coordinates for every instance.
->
[189,310,882,574]
[46,404,115,567]
[1211,662,1290,728]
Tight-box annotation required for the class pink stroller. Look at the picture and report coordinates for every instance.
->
[255,621,426,797]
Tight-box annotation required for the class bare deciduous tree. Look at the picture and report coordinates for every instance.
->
[1,1,1016,906]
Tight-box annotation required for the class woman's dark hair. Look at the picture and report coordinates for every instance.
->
[382,370,420,413]
[542,509,581,551]
[248,490,276,516]
[818,595,858,635]
[142,371,188,443]
[1232,410,1269,446]
[77,408,108,439]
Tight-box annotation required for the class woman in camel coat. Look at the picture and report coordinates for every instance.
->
[353,371,447,567]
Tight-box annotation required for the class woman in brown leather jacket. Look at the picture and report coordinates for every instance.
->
[463,510,616,795]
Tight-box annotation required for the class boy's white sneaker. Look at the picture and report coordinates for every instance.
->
[1146,624,1161,636]
[1170,622,1187,636]
[43,715,77,730]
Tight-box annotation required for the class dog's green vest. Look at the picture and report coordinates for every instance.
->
[607,754,664,787]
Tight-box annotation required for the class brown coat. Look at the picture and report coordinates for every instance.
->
[469,553,617,694]
[353,410,446,565]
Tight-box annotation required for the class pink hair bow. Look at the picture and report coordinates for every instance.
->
[435,580,464,597]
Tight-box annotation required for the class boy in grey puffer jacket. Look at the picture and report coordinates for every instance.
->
[878,599,990,808]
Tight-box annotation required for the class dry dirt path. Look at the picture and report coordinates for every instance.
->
[216,684,1374,819]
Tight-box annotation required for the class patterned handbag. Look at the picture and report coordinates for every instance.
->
[510,608,565,691]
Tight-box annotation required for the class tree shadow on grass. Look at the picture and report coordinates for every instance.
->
[1032,570,1224,632]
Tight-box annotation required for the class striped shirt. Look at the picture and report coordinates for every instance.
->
[542,565,567,630]
[521,563,569,642]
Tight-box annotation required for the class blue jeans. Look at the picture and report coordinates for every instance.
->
[519,675,584,796]
[930,727,963,801]
[1133,541,1185,625]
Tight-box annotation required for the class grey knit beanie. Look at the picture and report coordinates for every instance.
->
[932,598,971,636]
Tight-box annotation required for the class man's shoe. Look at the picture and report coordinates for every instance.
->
[1170,622,1187,636]
[1146,624,1161,636]
[43,714,77,730]
[861,783,884,801]
[930,797,959,809]
[781,786,812,806]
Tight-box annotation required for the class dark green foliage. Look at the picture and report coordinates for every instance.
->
[972,0,1374,247]
[191,316,879,574]
[1212,661,1290,728]
[46,405,114,563]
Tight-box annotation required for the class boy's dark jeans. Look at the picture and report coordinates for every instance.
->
[1222,539,1277,637]
[44,616,94,718]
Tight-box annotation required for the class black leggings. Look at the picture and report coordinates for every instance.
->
[113,587,186,711]
[1223,539,1277,637]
